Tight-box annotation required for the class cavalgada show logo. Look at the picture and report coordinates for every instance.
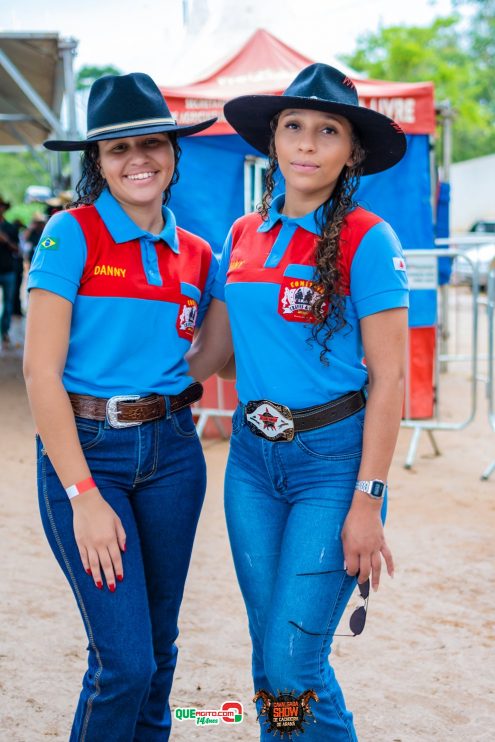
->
[254,689,319,738]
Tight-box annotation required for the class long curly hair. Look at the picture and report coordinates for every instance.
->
[69,135,182,208]
[259,114,366,362]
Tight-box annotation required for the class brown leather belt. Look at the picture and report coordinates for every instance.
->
[245,390,366,442]
[69,382,203,429]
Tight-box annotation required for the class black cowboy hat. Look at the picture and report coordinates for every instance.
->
[44,73,217,151]
[224,63,407,175]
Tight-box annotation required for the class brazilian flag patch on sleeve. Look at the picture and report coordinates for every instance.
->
[39,236,58,251]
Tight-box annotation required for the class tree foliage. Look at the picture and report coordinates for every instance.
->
[342,2,495,162]
[76,64,122,91]
[0,151,51,209]
[454,0,495,111]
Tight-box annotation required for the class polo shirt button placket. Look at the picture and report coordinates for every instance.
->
[141,236,163,287]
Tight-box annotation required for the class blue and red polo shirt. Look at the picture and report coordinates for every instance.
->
[212,194,409,408]
[28,188,217,397]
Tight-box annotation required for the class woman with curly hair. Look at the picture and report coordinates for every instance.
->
[23,73,217,741]
[187,63,409,740]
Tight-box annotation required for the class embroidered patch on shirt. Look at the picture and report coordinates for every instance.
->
[393,256,406,271]
[177,297,198,340]
[278,277,325,323]
[39,236,58,251]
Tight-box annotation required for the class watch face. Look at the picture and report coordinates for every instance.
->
[370,481,384,497]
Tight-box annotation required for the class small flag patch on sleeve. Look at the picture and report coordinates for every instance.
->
[393,256,406,271]
[40,237,58,250]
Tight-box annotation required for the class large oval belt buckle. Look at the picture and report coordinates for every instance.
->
[245,400,294,442]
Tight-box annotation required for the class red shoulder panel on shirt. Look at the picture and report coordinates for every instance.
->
[176,226,213,294]
[226,206,382,294]
[69,206,212,301]
[338,207,383,293]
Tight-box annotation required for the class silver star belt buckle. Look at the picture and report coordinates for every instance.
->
[245,400,295,442]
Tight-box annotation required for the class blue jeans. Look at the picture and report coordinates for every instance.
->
[225,404,386,742]
[37,406,206,741]
[0,270,15,335]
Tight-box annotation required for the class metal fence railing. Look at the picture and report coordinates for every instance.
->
[401,248,480,469]
[482,259,495,480]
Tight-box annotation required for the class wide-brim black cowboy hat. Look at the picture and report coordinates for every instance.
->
[44,72,217,151]
[224,63,407,175]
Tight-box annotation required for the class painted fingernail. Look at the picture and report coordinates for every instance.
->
[96,580,103,589]
[86,568,92,575]
[117,574,123,582]
[122,543,126,552]
[108,583,116,592]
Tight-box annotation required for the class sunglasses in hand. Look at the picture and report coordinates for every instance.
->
[288,569,370,638]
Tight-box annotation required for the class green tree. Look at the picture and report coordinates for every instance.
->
[454,0,495,111]
[76,64,122,91]
[0,151,51,210]
[342,11,495,162]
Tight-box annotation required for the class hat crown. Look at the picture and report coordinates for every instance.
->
[87,73,172,134]
[282,63,358,108]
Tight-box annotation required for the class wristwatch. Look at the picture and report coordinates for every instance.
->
[355,479,386,500]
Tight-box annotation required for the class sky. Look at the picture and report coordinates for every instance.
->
[2,0,456,85]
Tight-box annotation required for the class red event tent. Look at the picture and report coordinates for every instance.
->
[161,28,435,136]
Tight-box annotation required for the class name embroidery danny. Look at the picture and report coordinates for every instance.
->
[93,265,127,278]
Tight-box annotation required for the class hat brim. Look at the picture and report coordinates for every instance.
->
[44,118,217,151]
[224,96,407,175]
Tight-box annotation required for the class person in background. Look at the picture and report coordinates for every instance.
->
[23,72,217,741]
[11,219,23,317]
[45,190,73,218]
[23,212,47,264]
[0,196,18,346]
[187,63,409,741]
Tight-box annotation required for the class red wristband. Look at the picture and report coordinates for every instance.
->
[65,477,96,500]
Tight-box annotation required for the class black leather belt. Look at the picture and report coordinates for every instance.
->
[244,390,366,442]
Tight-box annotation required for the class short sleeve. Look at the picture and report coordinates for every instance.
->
[350,221,409,319]
[196,250,219,327]
[210,228,233,302]
[27,211,87,303]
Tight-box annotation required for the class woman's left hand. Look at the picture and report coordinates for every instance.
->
[341,497,394,591]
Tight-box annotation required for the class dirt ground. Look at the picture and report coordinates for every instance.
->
[1,308,495,742]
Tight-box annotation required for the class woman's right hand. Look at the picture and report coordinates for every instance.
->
[71,489,126,591]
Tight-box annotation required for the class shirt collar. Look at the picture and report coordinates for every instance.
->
[257,193,323,236]
[94,188,179,253]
